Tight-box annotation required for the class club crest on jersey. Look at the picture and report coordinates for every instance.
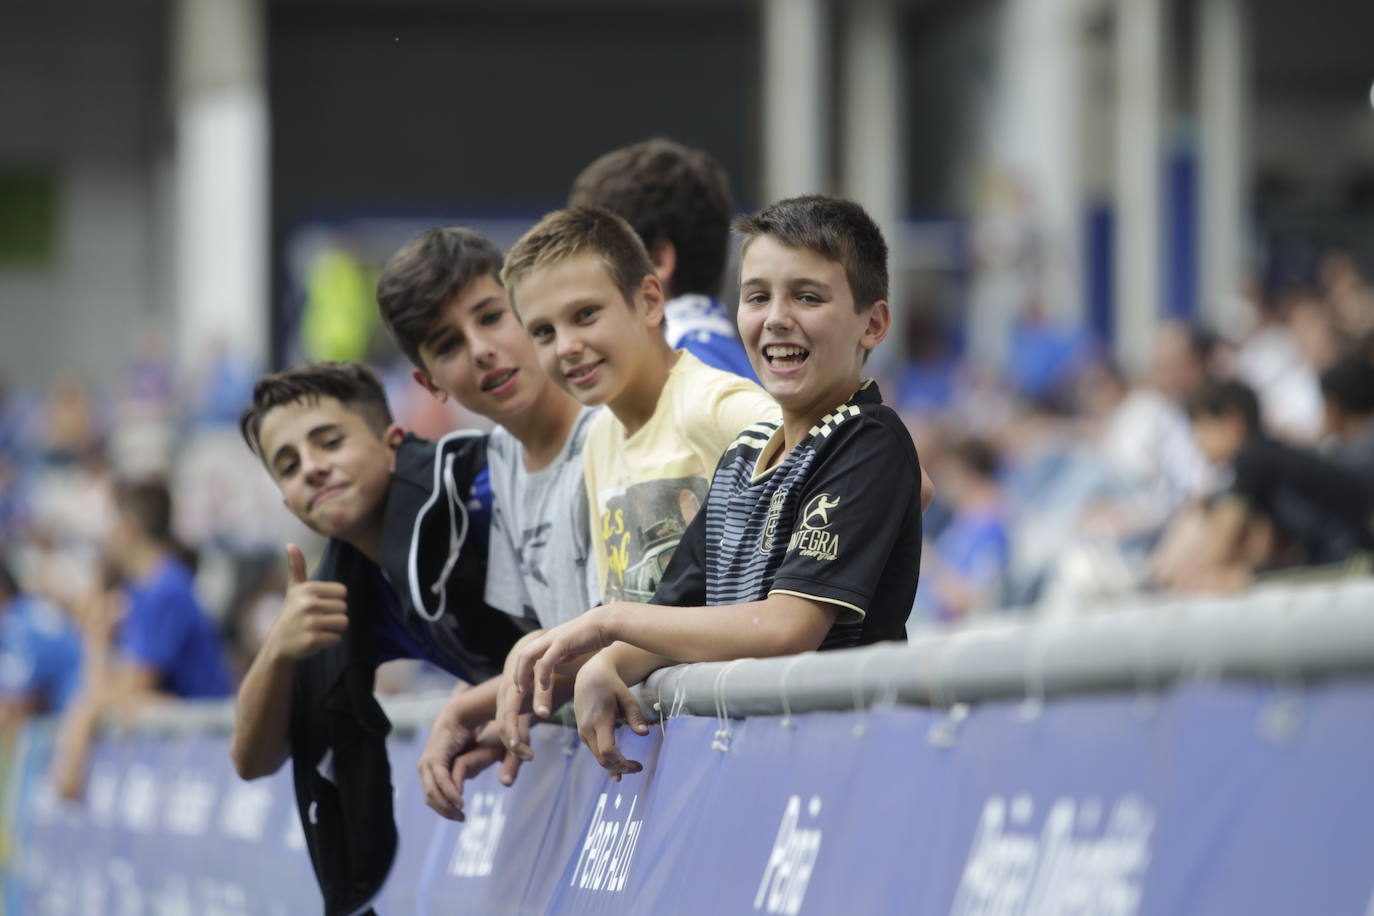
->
[758,486,791,554]
[789,494,841,561]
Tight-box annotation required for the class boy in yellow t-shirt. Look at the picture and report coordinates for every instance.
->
[502,207,777,607]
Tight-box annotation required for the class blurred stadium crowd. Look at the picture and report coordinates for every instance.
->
[4,233,1374,744]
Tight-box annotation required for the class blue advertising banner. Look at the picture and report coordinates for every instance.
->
[6,679,1374,915]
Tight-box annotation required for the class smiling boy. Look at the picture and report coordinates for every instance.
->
[509,196,925,776]
[375,227,599,820]
[230,362,524,914]
[501,207,778,607]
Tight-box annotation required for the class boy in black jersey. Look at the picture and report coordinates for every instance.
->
[510,196,925,776]
[230,363,524,914]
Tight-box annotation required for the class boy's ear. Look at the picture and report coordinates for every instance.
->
[648,240,677,294]
[637,272,667,328]
[859,300,892,354]
[412,368,447,403]
[383,423,406,453]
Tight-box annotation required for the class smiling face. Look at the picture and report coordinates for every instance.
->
[256,396,402,543]
[512,252,665,410]
[411,273,553,421]
[737,235,890,426]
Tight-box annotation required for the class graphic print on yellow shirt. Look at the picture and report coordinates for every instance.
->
[582,350,780,605]
[599,471,708,602]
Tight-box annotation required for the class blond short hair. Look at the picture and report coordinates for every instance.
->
[501,207,656,311]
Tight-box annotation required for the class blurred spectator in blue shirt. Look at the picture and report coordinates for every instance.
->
[914,437,1011,623]
[51,479,232,799]
[0,554,82,723]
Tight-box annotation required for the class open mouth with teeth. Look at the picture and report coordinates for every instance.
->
[566,359,604,381]
[764,344,810,369]
[481,369,518,392]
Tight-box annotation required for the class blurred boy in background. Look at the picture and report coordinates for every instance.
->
[569,138,757,381]
[51,479,232,799]
[913,437,1009,623]
[1156,380,1374,591]
[0,553,82,726]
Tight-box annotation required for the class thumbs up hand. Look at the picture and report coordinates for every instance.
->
[265,544,349,661]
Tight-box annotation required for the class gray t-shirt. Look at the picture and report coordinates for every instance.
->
[485,406,602,629]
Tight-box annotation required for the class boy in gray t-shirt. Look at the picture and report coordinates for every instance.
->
[485,405,601,629]
[375,227,597,822]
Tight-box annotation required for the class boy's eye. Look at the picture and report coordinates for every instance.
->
[796,292,821,304]
[322,436,343,450]
[277,461,298,478]
[744,291,769,305]
[433,335,461,356]
[480,309,504,327]
[574,306,599,323]
[530,324,553,342]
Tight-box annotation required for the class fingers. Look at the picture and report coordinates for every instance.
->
[579,713,642,780]
[419,758,463,821]
[285,543,308,585]
[532,651,560,718]
[511,634,552,699]
[495,680,532,761]
[301,582,348,601]
[497,750,523,787]
[619,689,651,736]
[451,744,502,809]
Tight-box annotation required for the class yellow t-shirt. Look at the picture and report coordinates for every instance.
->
[583,350,779,603]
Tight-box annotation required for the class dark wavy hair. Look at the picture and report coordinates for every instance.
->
[238,361,392,460]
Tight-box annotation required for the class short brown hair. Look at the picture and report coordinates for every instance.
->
[376,227,504,368]
[114,478,174,545]
[501,207,655,311]
[238,362,393,460]
[733,195,889,311]
[569,138,732,300]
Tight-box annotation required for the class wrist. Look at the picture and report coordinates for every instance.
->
[258,634,297,671]
[445,692,488,732]
[581,645,620,683]
[599,603,630,645]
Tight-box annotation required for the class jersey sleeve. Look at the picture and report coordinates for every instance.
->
[650,496,708,608]
[119,586,192,676]
[769,416,920,621]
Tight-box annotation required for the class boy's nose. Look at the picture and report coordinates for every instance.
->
[557,332,584,363]
[763,299,794,330]
[472,339,497,369]
[302,452,331,484]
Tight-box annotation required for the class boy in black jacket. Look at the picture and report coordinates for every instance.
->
[231,361,524,915]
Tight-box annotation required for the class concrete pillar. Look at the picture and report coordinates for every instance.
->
[761,0,828,202]
[1197,0,1249,331]
[1113,0,1165,372]
[171,0,269,375]
[841,0,902,235]
[968,0,1087,371]
[840,0,904,369]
